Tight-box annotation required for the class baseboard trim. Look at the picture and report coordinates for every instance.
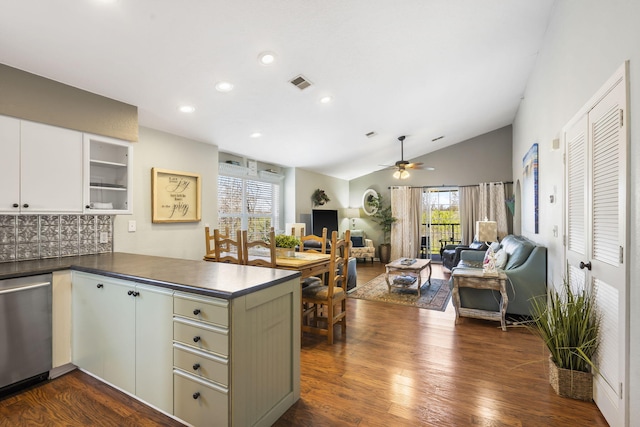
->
[50,363,77,379]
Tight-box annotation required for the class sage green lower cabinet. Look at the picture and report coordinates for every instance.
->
[71,272,174,413]
[173,278,301,427]
[72,271,300,426]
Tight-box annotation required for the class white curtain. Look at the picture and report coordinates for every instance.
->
[390,187,421,259]
[479,182,508,239]
[459,186,480,244]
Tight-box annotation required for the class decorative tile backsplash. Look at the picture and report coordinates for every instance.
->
[0,215,113,263]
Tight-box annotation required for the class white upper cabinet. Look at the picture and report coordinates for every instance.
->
[0,117,83,214]
[83,134,132,214]
[0,116,21,212]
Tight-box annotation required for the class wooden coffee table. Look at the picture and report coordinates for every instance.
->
[384,258,432,297]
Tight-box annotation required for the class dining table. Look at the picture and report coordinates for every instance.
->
[203,249,331,280]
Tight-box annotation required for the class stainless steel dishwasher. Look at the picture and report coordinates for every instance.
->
[0,273,52,396]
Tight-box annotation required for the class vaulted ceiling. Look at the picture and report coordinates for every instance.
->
[0,0,555,180]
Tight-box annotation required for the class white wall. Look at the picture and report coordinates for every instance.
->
[114,126,218,260]
[512,1,640,424]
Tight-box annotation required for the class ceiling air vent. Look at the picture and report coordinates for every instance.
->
[289,75,312,90]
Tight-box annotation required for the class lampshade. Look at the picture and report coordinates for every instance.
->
[345,208,360,219]
[393,169,410,179]
[476,220,498,243]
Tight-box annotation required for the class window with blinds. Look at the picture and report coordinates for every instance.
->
[218,174,280,242]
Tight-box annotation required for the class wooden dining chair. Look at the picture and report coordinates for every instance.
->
[211,228,244,264]
[243,229,276,268]
[204,226,227,260]
[298,227,327,254]
[301,230,351,344]
[297,227,328,288]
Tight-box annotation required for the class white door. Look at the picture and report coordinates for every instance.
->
[564,66,628,426]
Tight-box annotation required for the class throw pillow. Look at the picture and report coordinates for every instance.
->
[351,236,364,247]
[494,249,509,270]
[469,241,484,250]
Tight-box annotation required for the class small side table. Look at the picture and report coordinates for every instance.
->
[451,268,508,331]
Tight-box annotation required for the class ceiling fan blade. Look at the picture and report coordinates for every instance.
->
[405,162,423,169]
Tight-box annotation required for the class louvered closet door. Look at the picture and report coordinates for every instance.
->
[565,70,627,427]
[565,115,588,290]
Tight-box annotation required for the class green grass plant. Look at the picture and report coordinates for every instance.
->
[528,278,601,373]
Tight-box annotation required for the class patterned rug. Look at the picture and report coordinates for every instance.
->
[348,273,451,311]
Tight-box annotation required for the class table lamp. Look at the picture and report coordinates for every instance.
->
[476,220,498,244]
[345,208,360,229]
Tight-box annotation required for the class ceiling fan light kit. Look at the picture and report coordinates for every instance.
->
[389,135,433,179]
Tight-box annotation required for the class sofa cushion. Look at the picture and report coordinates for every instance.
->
[501,235,535,269]
[495,249,509,269]
[351,236,364,247]
[468,241,486,250]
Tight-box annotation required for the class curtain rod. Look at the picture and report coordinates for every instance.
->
[388,181,513,189]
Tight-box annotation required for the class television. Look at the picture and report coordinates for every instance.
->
[311,209,338,237]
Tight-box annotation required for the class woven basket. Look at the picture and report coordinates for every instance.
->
[548,357,593,401]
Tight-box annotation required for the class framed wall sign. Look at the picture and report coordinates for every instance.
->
[151,168,201,223]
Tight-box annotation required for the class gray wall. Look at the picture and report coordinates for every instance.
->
[512,1,640,424]
[349,126,513,249]
[0,63,138,141]
[113,127,218,260]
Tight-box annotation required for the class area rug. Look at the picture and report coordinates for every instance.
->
[349,273,451,311]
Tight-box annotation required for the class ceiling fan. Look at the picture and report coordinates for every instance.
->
[386,135,435,179]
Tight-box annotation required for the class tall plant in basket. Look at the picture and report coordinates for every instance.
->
[526,278,601,401]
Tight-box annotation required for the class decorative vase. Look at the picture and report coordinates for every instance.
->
[378,244,391,264]
[548,357,593,401]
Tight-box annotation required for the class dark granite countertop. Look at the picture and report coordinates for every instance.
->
[0,252,300,299]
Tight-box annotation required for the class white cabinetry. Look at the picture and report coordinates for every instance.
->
[72,272,173,413]
[83,134,132,214]
[0,116,83,213]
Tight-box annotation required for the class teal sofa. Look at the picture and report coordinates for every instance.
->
[449,235,547,316]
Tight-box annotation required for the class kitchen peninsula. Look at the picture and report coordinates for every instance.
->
[0,253,301,427]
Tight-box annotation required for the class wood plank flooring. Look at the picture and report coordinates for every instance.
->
[0,262,608,426]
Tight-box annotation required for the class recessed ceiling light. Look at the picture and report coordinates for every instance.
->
[319,96,333,104]
[258,52,276,65]
[250,132,262,138]
[178,105,195,113]
[215,81,234,92]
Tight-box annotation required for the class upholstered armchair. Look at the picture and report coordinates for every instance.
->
[442,241,488,271]
[349,229,375,262]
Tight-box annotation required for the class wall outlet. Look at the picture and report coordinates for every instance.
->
[128,220,136,232]
[99,232,108,243]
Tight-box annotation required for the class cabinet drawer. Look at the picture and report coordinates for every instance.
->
[173,318,228,356]
[174,369,228,427]
[174,293,228,327]
[173,343,228,387]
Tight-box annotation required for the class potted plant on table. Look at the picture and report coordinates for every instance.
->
[366,194,396,263]
[526,278,601,401]
[274,234,301,257]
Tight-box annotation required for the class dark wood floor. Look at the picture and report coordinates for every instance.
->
[0,262,608,426]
